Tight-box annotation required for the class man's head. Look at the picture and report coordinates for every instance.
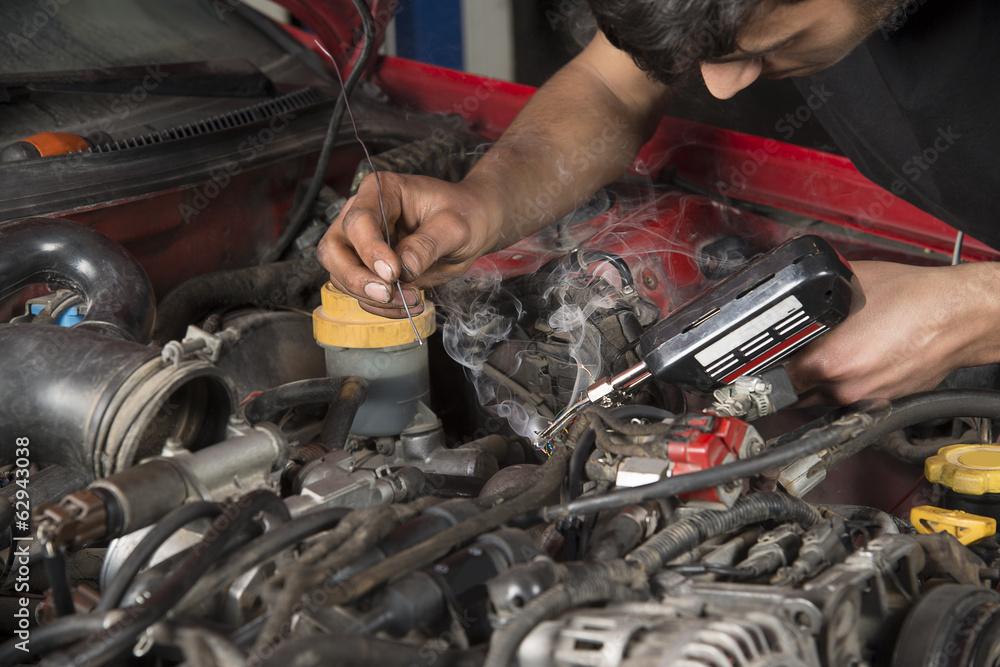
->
[588,0,910,98]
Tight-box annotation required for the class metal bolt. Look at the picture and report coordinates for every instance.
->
[163,437,184,453]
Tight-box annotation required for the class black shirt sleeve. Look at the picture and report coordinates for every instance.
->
[794,0,1000,250]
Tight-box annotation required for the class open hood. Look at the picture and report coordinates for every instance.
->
[273,0,397,74]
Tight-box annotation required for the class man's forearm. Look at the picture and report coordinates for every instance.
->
[461,33,672,250]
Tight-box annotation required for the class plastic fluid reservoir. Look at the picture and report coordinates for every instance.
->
[313,283,436,436]
[926,443,1000,523]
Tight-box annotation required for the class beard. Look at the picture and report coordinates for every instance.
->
[865,0,917,36]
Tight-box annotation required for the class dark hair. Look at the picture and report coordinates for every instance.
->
[587,0,905,86]
[588,0,774,85]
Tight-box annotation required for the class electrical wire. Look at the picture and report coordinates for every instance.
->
[313,38,423,345]
[96,500,223,612]
[41,544,75,617]
[888,475,926,516]
[242,377,359,425]
[0,495,16,586]
[46,490,287,667]
[174,506,351,613]
[258,0,375,265]
[540,389,1000,521]
[0,612,108,665]
[322,444,572,609]
[0,526,14,586]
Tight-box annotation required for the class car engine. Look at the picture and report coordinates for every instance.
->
[3,1,1000,666]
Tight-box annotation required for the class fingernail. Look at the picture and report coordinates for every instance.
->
[364,282,390,303]
[373,259,394,283]
[400,250,420,280]
[404,289,420,306]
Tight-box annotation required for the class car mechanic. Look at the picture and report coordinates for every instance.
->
[316,0,1000,407]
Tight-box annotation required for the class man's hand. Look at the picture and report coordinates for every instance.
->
[317,173,502,318]
[786,260,1000,405]
[316,31,671,318]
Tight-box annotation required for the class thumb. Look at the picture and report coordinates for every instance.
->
[394,210,474,282]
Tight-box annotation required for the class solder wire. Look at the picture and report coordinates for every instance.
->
[314,40,423,345]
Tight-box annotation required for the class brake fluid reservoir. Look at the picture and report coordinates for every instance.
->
[313,283,436,436]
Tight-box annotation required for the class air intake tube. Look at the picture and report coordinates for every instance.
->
[0,326,236,478]
[0,218,234,477]
[0,217,155,343]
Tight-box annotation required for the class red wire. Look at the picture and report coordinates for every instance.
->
[888,474,926,515]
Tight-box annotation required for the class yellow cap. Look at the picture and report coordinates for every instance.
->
[910,505,996,545]
[925,444,1000,495]
[313,283,436,349]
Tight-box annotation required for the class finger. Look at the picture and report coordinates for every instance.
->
[341,174,406,284]
[393,207,473,283]
[358,284,424,319]
[317,220,395,307]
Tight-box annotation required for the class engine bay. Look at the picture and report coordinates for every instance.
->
[3,1,1000,666]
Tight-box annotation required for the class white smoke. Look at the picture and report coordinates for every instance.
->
[438,256,618,441]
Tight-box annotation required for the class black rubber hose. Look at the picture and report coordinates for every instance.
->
[45,490,286,667]
[243,377,366,425]
[483,578,645,667]
[317,376,369,451]
[623,492,822,575]
[258,0,374,266]
[0,496,13,533]
[484,492,819,662]
[566,429,596,502]
[0,527,15,585]
[0,612,107,665]
[541,396,924,521]
[822,504,900,535]
[555,492,822,596]
[348,132,484,193]
[0,217,155,343]
[564,429,596,560]
[96,500,223,612]
[42,548,75,617]
[176,506,351,612]
[801,390,1000,472]
[0,493,18,586]
[260,633,458,667]
[151,257,328,345]
[874,429,966,464]
[586,508,648,561]
[609,404,674,422]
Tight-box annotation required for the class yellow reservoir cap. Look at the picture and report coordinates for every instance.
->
[313,283,436,349]
[910,505,996,545]
[925,444,1000,495]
